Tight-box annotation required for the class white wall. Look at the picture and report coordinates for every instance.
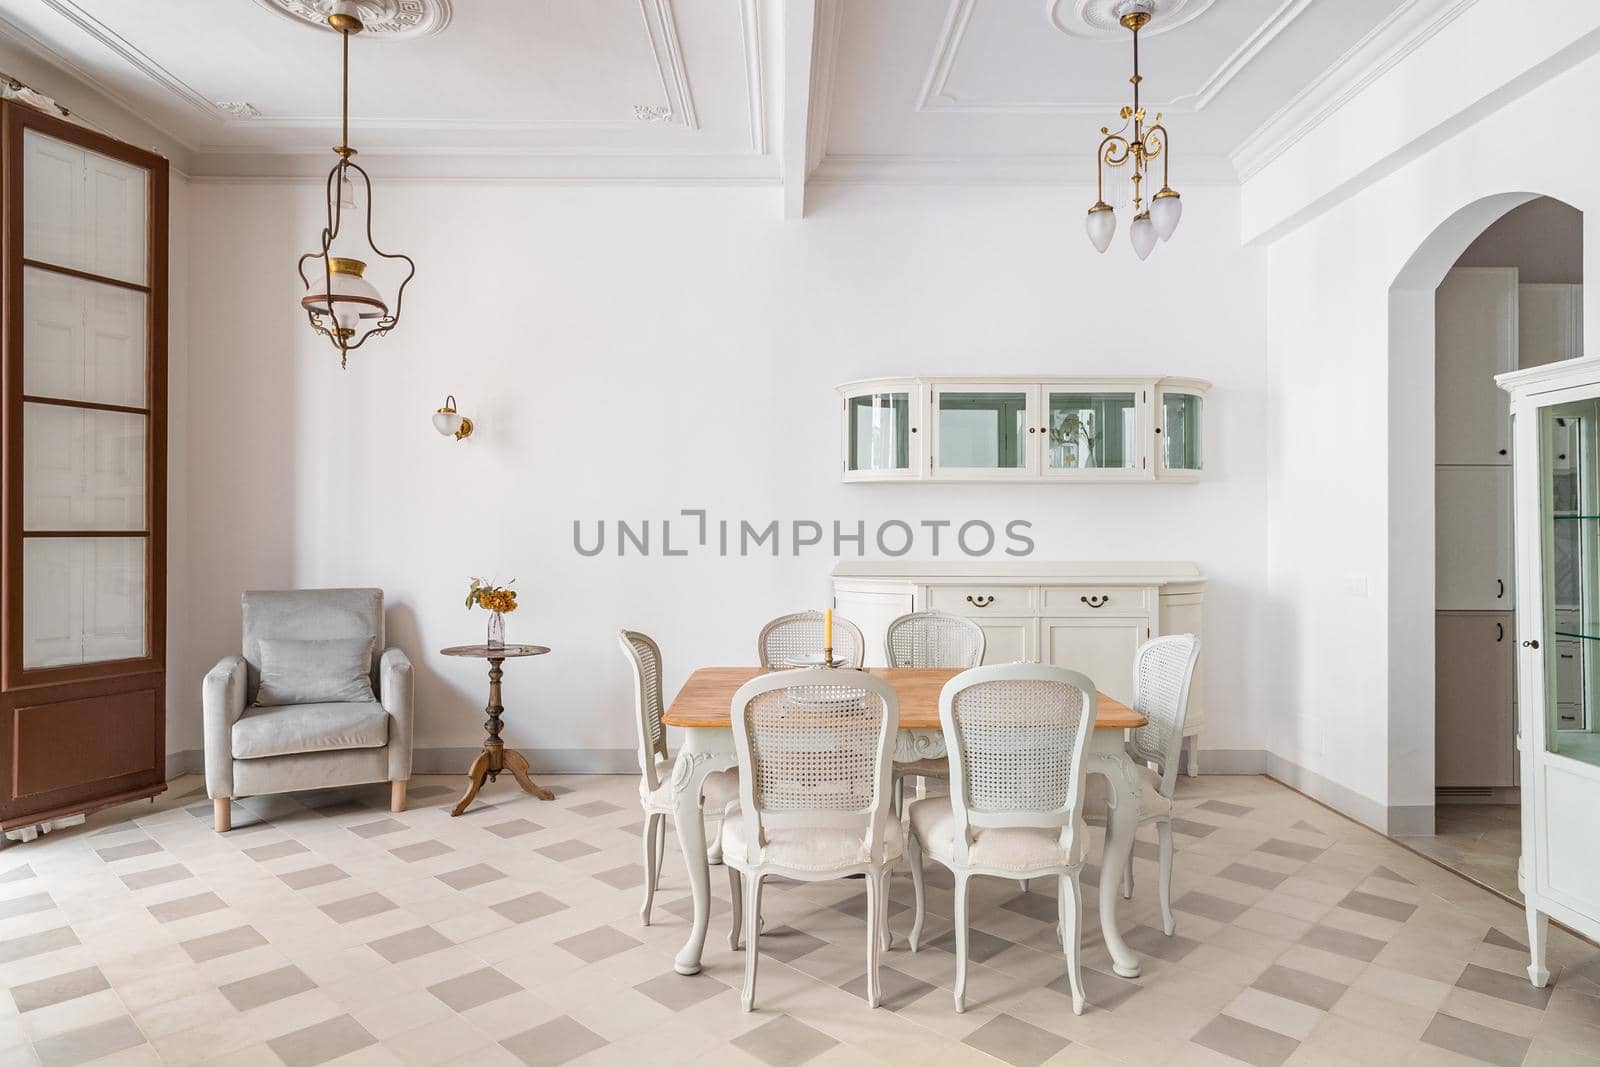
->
[177,180,1268,769]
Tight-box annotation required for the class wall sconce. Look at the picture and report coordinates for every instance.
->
[432,395,473,441]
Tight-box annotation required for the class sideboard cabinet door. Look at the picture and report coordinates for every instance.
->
[1041,618,1144,705]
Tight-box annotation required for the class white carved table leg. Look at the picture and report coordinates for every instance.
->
[1088,736,1144,979]
[672,728,736,976]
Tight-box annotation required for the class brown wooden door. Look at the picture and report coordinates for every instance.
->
[1435,611,1516,788]
[0,102,167,829]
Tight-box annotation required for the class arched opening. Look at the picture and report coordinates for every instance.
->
[1387,193,1584,893]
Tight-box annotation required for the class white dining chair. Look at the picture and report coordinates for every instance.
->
[884,610,985,809]
[1115,634,1202,936]
[618,629,739,926]
[757,610,866,669]
[721,668,901,1011]
[905,664,1098,1015]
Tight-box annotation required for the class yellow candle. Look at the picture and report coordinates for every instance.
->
[823,608,834,652]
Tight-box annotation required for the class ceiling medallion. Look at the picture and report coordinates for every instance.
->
[1047,0,1214,40]
[253,0,451,39]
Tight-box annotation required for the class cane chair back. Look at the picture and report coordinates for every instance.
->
[757,611,865,669]
[618,630,670,793]
[939,664,1098,863]
[885,611,986,668]
[1127,634,1201,800]
[729,668,898,859]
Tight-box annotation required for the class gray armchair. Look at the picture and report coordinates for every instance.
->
[204,588,413,832]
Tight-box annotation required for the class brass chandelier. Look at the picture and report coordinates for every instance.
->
[1085,1,1182,259]
[297,1,414,367]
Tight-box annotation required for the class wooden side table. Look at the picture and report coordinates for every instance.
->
[439,643,552,816]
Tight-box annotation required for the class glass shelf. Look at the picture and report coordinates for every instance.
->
[1555,630,1600,641]
[1553,514,1600,520]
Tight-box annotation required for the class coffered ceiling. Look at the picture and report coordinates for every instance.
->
[0,0,1475,213]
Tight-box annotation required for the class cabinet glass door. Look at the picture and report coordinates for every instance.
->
[1045,388,1143,475]
[844,387,918,477]
[1160,389,1203,472]
[1542,401,1600,763]
[15,127,154,672]
[932,386,1035,478]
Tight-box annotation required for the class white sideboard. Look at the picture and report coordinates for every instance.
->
[832,560,1206,774]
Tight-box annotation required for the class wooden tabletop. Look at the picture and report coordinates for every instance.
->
[663,667,1145,731]
[439,644,551,659]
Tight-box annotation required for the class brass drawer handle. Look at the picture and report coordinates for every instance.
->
[1081,595,1110,609]
[965,595,994,608]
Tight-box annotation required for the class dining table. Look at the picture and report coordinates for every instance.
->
[661,665,1154,980]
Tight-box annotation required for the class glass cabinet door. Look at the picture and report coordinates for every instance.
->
[1044,388,1143,475]
[1159,388,1204,473]
[843,385,920,478]
[931,385,1036,478]
[1542,401,1600,765]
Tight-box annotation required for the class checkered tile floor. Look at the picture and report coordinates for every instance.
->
[0,773,1596,1066]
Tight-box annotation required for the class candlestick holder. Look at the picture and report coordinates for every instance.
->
[823,645,835,667]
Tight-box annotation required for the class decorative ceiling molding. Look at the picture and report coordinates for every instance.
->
[917,0,1313,114]
[39,0,230,120]
[1047,0,1215,41]
[810,151,1237,186]
[739,0,767,153]
[213,101,261,119]
[250,0,452,39]
[1230,0,1479,181]
[639,0,698,130]
[805,0,843,173]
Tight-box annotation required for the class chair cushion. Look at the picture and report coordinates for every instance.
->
[232,701,389,760]
[641,763,740,816]
[254,637,376,707]
[909,796,1083,872]
[720,806,904,871]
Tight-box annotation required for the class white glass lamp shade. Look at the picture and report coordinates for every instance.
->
[301,257,387,335]
[1130,212,1157,260]
[1085,202,1116,253]
[432,410,463,436]
[1151,189,1182,241]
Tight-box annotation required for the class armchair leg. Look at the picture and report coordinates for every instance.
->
[391,780,408,813]
[213,798,231,833]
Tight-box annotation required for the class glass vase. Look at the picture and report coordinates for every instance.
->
[486,611,506,649]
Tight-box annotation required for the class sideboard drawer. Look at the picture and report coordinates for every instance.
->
[1041,586,1152,616]
[927,585,1037,616]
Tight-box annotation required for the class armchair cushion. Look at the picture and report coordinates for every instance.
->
[232,701,390,760]
[255,637,377,707]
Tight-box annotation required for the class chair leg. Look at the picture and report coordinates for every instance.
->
[953,873,971,1013]
[654,815,667,887]
[865,867,884,1008]
[727,866,743,950]
[212,798,231,834]
[741,873,763,1012]
[1122,838,1134,900]
[1018,879,1029,893]
[640,814,661,926]
[390,780,407,813]
[907,834,926,952]
[1185,737,1200,778]
[1060,871,1086,1015]
[1158,818,1176,936]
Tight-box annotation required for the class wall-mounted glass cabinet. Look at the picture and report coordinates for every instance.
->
[838,376,1209,484]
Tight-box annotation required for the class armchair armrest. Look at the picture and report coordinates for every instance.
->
[203,655,248,799]
[380,647,414,781]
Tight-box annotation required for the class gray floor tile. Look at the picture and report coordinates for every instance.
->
[831,890,909,921]
[1372,865,1414,885]
[1220,862,1288,890]
[348,818,406,839]
[10,965,109,1012]
[927,925,1014,964]
[0,891,54,917]
[1175,890,1250,923]
[369,926,452,964]
[569,800,624,817]
[1455,962,1554,1010]
[33,1015,145,1067]
[1125,924,1202,963]
[1047,966,1139,1011]
[1483,928,1527,952]
[592,864,644,889]
[1420,1011,1532,1067]
[492,891,568,924]
[1000,889,1061,923]
[485,818,542,838]
[280,864,349,890]
[267,1013,376,1067]
[634,971,729,1011]
[840,966,935,1010]
[1172,818,1218,838]
[752,925,827,964]
[536,839,600,862]
[0,925,78,963]
[961,1013,1070,1067]
[243,840,309,862]
[1300,924,1385,963]
[1258,838,1324,862]
[502,1015,609,1067]
[731,1015,838,1067]
[556,924,642,963]
[94,839,162,863]
[390,840,453,862]
[1192,1013,1299,1067]
[1251,963,1346,1010]
[427,966,521,1012]
[0,863,34,882]
[1292,820,1323,834]
[120,864,191,891]
[220,964,316,1011]
[181,924,268,962]
[438,863,505,890]
[1201,799,1254,817]
[148,891,227,924]
[1338,888,1418,923]
[319,892,397,924]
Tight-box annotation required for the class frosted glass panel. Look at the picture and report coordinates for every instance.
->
[1163,392,1203,470]
[23,268,147,407]
[23,129,148,285]
[938,391,1027,469]
[848,392,910,472]
[1047,391,1138,469]
[24,405,146,531]
[23,537,146,668]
